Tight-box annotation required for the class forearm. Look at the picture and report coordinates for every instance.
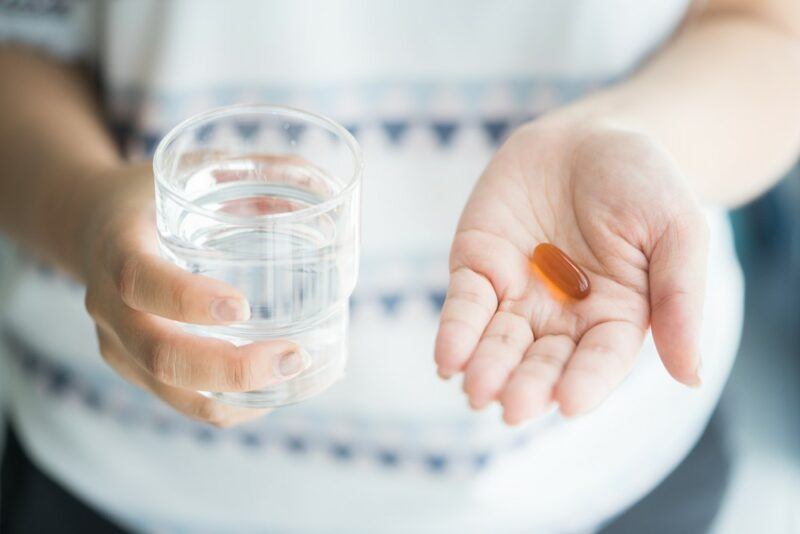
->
[0,45,121,277]
[566,8,800,206]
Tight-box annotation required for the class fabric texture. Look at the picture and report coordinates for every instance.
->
[0,411,732,533]
[0,1,745,532]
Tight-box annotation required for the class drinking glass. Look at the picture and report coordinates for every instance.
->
[153,104,362,408]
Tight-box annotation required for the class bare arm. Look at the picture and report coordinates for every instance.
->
[569,0,800,205]
[0,45,120,278]
[0,46,302,426]
[436,0,800,421]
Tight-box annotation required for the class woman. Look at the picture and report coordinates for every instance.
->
[0,0,798,532]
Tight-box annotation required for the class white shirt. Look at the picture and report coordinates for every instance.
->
[0,1,743,532]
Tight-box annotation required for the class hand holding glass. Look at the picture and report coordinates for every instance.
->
[154,105,362,408]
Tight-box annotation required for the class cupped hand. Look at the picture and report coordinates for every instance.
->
[435,119,708,425]
[81,164,308,427]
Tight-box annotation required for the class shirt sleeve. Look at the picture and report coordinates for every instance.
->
[0,0,98,62]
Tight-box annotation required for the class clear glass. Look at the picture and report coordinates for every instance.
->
[153,104,362,408]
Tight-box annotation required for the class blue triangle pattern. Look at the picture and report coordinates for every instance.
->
[286,436,308,453]
[431,121,458,146]
[425,454,448,472]
[349,296,360,318]
[380,293,403,315]
[195,427,216,443]
[428,290,446,312]
[330,443,354,461]
[153,418,174,435]
[377,449,400,467]
[111,120,133,146]
[116,406,142,425]
[143,133,161,155]
[482,119,510,145]
[46,368,71,395]
[240,433,263,448]
[34,261,55,278]
[81,390,103,411]
[18,351,38,373]
[283,122,306,143]
[5,330,533,468]
[473,452,492,471]
[234,121,260,140]
[382,120,409,144]
[195,123,216,142]
[344,123,360,139]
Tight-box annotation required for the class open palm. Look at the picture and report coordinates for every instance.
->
[435,121,708,424]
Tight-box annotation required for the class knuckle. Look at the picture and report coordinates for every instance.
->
[116,254,144,307]
[484,332,518,346]
[651,289,690,316]
[530,352,565,370]
[147,340,179,385]
[447,289,492,309]
[438,317,483,338]
[224,356,256,392]
[169,281,191,321]
[585,343,614,357]
[590,345,629,377]
[191,399,232,428]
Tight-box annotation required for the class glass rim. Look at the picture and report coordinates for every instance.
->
[153,103,363,224]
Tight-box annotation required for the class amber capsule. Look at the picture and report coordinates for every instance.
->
[531,243,591,300]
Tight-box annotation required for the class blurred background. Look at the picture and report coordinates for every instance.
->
[0,1,799,530]
[0,139,796,531]
[708,167,800,533]
[1,158,796,533]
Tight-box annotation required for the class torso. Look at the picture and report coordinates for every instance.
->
[0,2,745,532]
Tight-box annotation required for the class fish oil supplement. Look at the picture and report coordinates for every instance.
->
[531,243,591,300]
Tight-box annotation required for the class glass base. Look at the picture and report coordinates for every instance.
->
[193,304,348,408]
[200,353,345,408]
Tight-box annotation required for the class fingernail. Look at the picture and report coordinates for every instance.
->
[211,298,250,322]
[276,349,310,379]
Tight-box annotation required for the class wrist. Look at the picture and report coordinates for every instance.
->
[532,84,653,139]
[72,162,152,282]
[518,90,704,204]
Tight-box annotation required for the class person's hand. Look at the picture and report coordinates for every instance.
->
[434,117,708,425]
[81,164,308,427]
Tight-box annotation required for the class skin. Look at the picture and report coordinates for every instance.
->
[81,165,307,426]
[435,2,800,423]
[435,120,709,423]
[1,0,799,427]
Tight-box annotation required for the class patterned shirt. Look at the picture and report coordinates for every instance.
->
[0,2,743,532]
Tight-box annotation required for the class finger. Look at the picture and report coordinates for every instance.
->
[111,251,251,325]
[95,325,150,390]
[462,304,533,410]
[554,320,645,417]
[649,211,709,386]
[97,327,269,427]
[150,380,271,428]
[110,305,309,392]
[499,334,575,425]
[434,267,498,378]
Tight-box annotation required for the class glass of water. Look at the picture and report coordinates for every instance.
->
[153,104,363,408]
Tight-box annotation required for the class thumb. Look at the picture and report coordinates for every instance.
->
[648,209,709,387]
